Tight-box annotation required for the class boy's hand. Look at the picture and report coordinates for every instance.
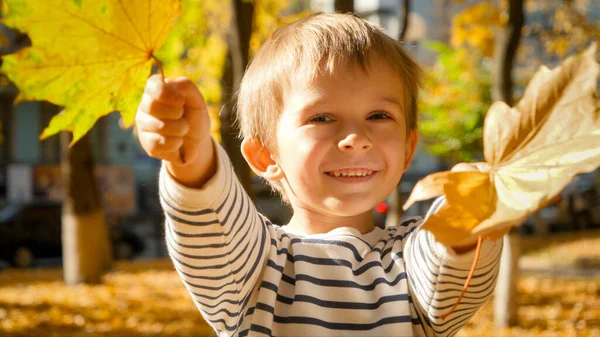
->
[448,162,508,253]
[136,75,216,188]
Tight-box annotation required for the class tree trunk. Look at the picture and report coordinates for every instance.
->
[334,0,354,13]
[220,0,255,195]
[433,0,451,43]
[61,132,112,285]
[385,188,403,228]
[385,1,411,227]
[492,0,524,328]
[492,0,524,105]
[398,0,410,41]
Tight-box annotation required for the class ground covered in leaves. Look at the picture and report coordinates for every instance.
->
[1,231,599,337]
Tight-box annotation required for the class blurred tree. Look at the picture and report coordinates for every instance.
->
[451,0,600,73]
[398,0,410,41]
[386,0,412,229]
[419,42,490,163]
[0,3,112,284]
[220,0,255,194]
[334,0,354,13]
[0,0,182,284]
[61,131,112,285]
[250,0,311,56]
[492,0,523,329]
[421,0,599,163]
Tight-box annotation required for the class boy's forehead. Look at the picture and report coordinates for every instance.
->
[285,59,406,99]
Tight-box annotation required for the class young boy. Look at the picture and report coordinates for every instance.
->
[135,13,503,337]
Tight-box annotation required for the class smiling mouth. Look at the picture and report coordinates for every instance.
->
[325,169,375,177]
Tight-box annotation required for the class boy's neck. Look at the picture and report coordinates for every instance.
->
[285,208,376,235]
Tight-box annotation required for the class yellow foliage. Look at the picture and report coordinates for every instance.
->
[451,2,502,57]
[542,3,600,58]
[156,0,231,142]
[250,0,311,56]
[0,0,181,144]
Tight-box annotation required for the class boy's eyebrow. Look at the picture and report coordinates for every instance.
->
[295,95,404,114]
[297,94,329,112]
[379,96,404,111]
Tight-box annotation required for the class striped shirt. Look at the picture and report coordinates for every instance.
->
[159,143,503,337]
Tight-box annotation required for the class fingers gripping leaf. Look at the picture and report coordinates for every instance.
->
[405,44,600,245]
[1,0,181,143]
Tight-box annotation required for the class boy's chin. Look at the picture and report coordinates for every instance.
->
[321,198,381,216]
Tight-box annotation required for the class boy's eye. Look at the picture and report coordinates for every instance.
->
[307,114,334,123]
[367,111,392,120]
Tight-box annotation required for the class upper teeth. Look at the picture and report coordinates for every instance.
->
[329,170,373,177]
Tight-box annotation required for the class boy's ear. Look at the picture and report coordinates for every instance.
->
[403,130,419,172]
[241,138,284,181]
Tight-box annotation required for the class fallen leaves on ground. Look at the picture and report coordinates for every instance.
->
[0,260,215,337]
[459,276,600,337]
[0,251,598,336]
[520,229,600,267]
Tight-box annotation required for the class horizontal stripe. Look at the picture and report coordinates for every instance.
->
[266,259,408,290]
[191,289,239,303]
[174,227,263,281]
[167,227,223,238]
[272,225,417,265]
[270,242,405,275]
[168,230,254,270]
[165,210,219,226]
[260,280,410,309]
[159,192,214,216]
[166,231,228,260]
[254,302,420,330]
[416,232,500,280]
[248,324,272,336]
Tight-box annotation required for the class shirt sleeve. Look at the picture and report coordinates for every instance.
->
[404,197,503,337]
[158,140,271,336]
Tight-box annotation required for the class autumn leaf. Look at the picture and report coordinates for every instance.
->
[405,44,600,246]
[0,0,181,143]
[450,2,502,57]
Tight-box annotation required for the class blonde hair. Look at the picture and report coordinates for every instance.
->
[236,12,422,195]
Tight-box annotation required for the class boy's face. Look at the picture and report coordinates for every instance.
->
[270,56,418,219]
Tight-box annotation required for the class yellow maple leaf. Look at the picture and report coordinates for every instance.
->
[404,44,600,246]
[0,0,181,143]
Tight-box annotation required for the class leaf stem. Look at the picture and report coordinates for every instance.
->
[440,235,484,320]
[151,53,165,82]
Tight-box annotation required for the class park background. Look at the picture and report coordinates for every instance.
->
[0,0,599,336]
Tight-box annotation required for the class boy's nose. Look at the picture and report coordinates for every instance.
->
[338,133,372,151]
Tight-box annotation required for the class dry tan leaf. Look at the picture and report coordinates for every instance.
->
[484,45,599,165]
[402,171,453,210]
[405,43,600,245]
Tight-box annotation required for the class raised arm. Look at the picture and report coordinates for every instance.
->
[404,197,503,337]
[136,76,271,335]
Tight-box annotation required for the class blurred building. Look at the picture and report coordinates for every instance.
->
[0,95,161,217]
[0,26,160,218]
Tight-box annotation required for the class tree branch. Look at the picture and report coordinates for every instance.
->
[399,0,410,41]
[334,0,354,14]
